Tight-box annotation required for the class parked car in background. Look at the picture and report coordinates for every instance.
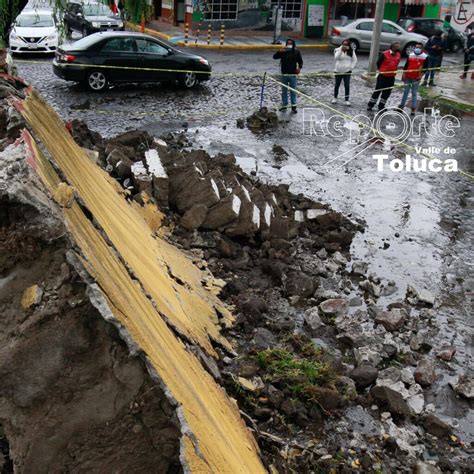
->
[53,32,212,91]
[64,1,124,37]
[397,17,465,52]
[330,19,427,55]
[9,9,59,54]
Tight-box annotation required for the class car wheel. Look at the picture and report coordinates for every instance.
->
[450,40,462,53]
[348,39,359,52]
[403,42,416,56]
[86,70,108,92]
[179,72,197,89]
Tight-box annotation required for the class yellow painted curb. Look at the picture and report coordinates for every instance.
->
[124,22,329,49]
[125,21,173,41]
[176,41,330,50]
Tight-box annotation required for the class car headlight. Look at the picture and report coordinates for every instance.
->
[199,58,209,66]
[45,33,57,41]
[92,21,100,28]
[10,31,18,40]
[118,21,123,28]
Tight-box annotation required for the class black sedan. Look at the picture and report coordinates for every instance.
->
[53,32,212,91]
[64,1,124,37]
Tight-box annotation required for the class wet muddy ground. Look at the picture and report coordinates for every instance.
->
[14,48,474,456]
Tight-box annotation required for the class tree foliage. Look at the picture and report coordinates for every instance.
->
[1,0,29,41]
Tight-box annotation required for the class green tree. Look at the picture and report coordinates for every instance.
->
[1,0,29,43]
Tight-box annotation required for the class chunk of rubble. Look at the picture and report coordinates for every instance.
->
[319,298,348,317]
[450,374,474,399]
[180,204,208,231]
[303,307,325,331]
[374,308,406,332]
[202,194,241,230]
[145,149,169,209]
[20,284,43,309]
[406,285,435,306]
[414,359,436,387]
[436,346,456,361]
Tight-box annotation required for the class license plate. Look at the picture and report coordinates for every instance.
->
[28,43,38,49]
[107,28,113,31]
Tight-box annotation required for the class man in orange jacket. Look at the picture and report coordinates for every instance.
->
[398,42,428,115]
[367,41,401,112]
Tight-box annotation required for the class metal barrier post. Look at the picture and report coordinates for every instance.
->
[195,22,201,45]
[259,72,267,109]
[207,24,212,45]
[219,23,225,48]
[184,23,189,45]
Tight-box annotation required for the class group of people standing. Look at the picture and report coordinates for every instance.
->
[273,28,465,116]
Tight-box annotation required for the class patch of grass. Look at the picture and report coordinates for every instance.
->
[419,86,474,113]
[256,348,333,396]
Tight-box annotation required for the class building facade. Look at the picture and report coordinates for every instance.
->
[150,0,443,37]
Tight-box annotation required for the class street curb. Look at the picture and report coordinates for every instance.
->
[419,82,474,114]
[124,22,329,50]
[125,22,173,41]
[422,91,474,114]
[175,42,330,50]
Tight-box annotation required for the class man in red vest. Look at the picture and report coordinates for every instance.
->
[367,41,401,112]
[398,42,428,115]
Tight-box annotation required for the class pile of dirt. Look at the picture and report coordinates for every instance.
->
[64,121,473,472]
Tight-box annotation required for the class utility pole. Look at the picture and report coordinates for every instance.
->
[367,0,386,74]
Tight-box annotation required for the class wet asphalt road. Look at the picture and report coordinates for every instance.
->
[14,46,474,440]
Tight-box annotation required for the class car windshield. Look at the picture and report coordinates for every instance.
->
[83,4,114,16]
[16,13,54,27]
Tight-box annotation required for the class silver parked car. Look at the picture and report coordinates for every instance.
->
[330,19,427,55]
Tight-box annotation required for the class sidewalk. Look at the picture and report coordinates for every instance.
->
[125,21,329,50]
[422,69,474,112]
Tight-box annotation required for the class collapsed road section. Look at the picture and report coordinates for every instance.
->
[1,72,472,473]
[1,78,265,473]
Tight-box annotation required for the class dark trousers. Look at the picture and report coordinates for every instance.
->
[423,55,442,82]
[368,74,395,110]
[463,52,472,74]
[334,73,351,100]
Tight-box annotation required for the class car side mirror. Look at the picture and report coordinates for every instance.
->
[167,49,173,55]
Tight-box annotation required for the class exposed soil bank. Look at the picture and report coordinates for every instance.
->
[0,144,181,473]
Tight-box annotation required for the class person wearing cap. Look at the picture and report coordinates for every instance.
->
[273,39,303,113]
[367,41,401,112]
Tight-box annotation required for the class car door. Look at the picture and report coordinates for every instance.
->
[356,21,374,50]
[135,38,175,82]
[99,37,142,82]
[381,22,402,49]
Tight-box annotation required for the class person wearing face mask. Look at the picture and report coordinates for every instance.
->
[421,30,447,86]
[367,41,401,112]
[332,39,357,106]
[398,42,428,115]
[273,38,303,113]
